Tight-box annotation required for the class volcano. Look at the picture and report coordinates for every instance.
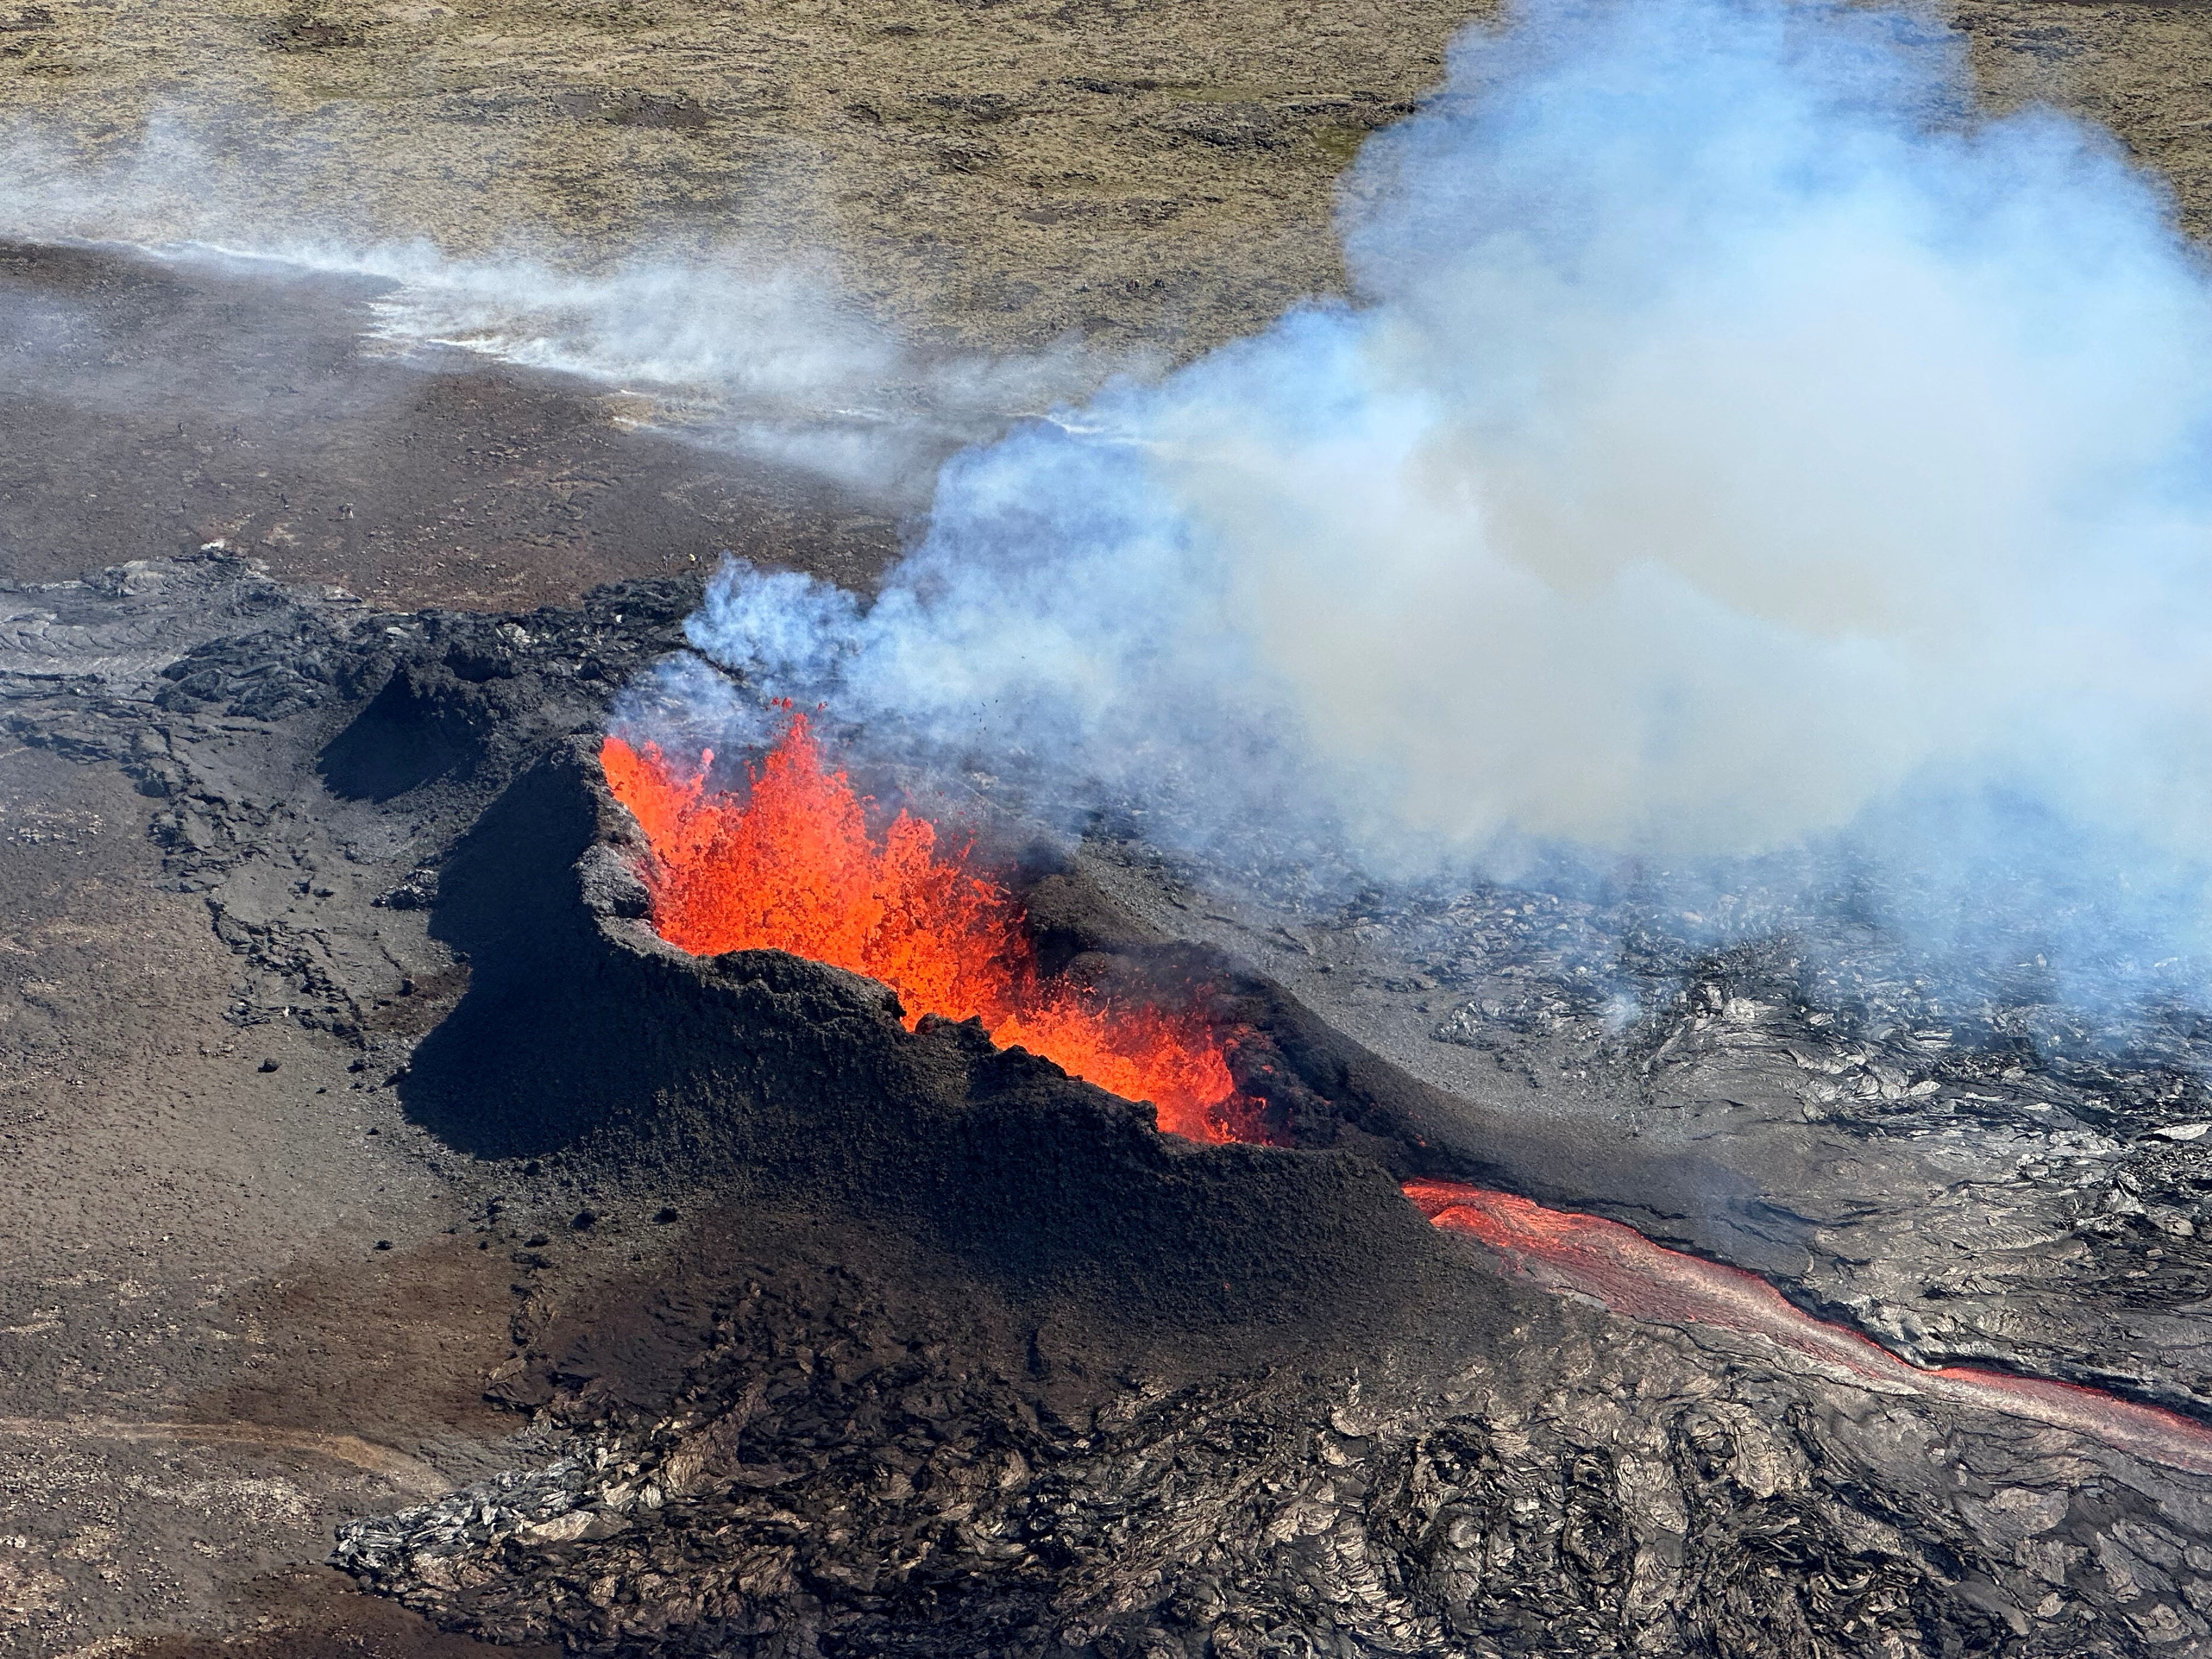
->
[7,553,2212,1655]
[19,0,2212,1645]
[314,627,2212,1653]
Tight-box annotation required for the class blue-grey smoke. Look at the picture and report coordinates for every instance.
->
[668,0,2212,1022]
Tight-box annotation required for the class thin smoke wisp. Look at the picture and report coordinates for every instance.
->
[0,119,1116,499]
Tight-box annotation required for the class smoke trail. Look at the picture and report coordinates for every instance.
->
[0,120,1116,499]
[669,0,2212,1014]
[238,241,1107,500]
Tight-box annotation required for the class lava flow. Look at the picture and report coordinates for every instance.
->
[1408,1180,2212,1475]
[600,712,1242,1140]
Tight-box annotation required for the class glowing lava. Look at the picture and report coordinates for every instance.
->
[600,712,1241,1140]
[1408,1179,2212,1475]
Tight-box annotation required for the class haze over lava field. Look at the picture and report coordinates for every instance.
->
[18,3,2212,1658]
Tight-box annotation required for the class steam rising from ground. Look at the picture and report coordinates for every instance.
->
[664,0,2212,1012]
[0,124,1112,499]
[342,247,1105,497]
[312,245,1102,498]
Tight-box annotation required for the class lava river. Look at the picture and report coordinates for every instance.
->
[1407,1181,2212,1475]
[603,716,2212,1477]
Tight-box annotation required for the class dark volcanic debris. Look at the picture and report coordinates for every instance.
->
[2,550,694,1042]
[12,556,2212,1655]
[329,1234,2200,1658]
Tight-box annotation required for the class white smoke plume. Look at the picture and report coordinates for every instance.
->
[669,0,2212,1013]
[274,242,1105,499]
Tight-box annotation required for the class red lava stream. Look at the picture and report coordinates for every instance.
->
[1407,1180,2212,1476]
[600,719,2212,1477]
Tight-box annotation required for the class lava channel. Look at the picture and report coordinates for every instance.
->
[1408,1179,2212,1476]
[600,712,1244,1141]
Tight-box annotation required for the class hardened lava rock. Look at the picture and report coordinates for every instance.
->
[330,1238,2180,1659]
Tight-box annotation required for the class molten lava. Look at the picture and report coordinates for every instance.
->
[1407,1179,2212,1475]
[601,713,1241,1140]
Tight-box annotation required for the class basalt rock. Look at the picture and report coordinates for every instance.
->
[332,1200,2212,1659]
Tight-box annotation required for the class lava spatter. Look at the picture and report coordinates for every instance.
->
[601,713,1243,1140]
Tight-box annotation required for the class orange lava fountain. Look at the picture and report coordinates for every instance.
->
[603,710,2212,1474]
[600,710,1241,1140]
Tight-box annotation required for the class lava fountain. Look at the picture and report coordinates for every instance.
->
[600,709,1244,1141]
[601,714,2212,1476]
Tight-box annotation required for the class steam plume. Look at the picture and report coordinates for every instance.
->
[671,0,2212,1014]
